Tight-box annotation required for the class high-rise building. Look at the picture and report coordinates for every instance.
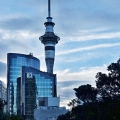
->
[16,74,37,120]
[21,66,57,98]
[0,80,7,112]
[16,77,21,115]
[0,80,7,101]
[7,53,40,114]
[17,66,57,119]
[19,73,37,120]
[39,0,60,74]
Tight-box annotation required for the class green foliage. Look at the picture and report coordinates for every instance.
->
[0,99,24,120]
[0,99,5,113]
[68,98,79,108]
[57,112,72,120]
[0,114,24,120]
[6,114,24,120]
[59,100,120,120]
[96,58,120,101]
[74,84,97,103]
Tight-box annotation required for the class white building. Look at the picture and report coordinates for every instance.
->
[34,106,67,120]
[34,97,68,120]
[38,97,60,107]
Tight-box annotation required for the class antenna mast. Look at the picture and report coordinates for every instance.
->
[48,0,51,17]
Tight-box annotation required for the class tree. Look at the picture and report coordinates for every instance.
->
[0,99,5,113]
[96,58,120,101]
[6,114,24,120]
[74,84,98,103]
[68,98,80,109]
[57,112,73,120]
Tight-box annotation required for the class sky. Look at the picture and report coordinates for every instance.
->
[0,0,120,107]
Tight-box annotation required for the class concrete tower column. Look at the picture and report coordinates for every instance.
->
[39,0,60,74]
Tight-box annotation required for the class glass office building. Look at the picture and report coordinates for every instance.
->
[21,66,57,98]
[17,67,57,117]
[7,53,40,114]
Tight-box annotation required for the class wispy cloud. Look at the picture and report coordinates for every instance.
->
[58,52,113,63]
[0,29,39,40]
[0,61,6,77]
[60,31,120,44]
[57,42,120,55]
[55,65,108,82]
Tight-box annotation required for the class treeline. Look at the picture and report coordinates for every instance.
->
[0,99,24,120]
[57,58,120,120]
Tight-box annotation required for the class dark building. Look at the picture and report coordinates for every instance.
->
[17,74,37,120]
[16,77,21,115]
[23,73,37,120]
[7,53,40,114]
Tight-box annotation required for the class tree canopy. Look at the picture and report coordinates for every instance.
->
[96,58,120,101]
[0,99,24,120]
[74,84,97,103]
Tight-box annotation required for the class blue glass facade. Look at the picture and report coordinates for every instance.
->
[7,53,40,114]
[21,66,57,98]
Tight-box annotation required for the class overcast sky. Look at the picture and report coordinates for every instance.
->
[0,0,120,107]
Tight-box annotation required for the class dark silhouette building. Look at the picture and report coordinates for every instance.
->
[23,73,37,120]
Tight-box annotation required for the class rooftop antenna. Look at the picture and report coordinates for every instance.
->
[48,0,51,17]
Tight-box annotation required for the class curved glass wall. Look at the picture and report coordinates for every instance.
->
[7,53,40,114]
[21,67,57,116]
[21,66,57,98]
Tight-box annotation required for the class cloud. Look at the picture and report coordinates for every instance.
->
[57,42,120,55]
[0,27,44,61]
[0,36,28,62]
[0,62,6,77]
[54,0,120,35]
[61,31,120,43]
[0,29,39,40]
[0,16,43,32]
[56,65,108,82]
[56,65,108,107]
[61,52,113,63]
[58,80,96,108]
[0,17,32,30]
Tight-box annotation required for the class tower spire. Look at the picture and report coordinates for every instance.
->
[48,0,51,17]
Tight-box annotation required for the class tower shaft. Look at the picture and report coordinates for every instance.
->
[39,0,60,74]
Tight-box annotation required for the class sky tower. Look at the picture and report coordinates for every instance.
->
[39,0,60,74]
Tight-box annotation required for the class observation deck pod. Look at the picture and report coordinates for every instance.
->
[39,32,60,45]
